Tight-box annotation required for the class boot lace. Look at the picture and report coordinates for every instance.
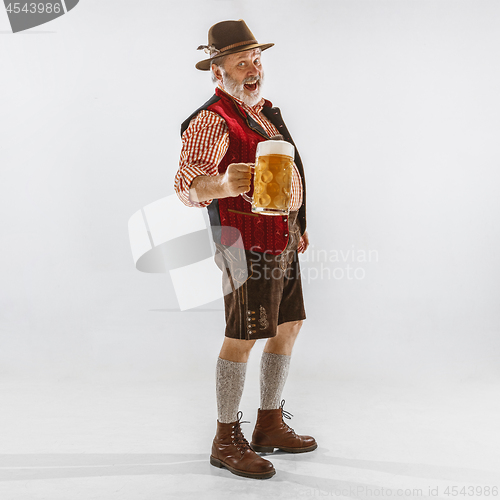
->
[231,410,252,455]
[280,399,297,436]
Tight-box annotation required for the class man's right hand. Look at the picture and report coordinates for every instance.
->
[221,163,254,198]
[189,163,254,203]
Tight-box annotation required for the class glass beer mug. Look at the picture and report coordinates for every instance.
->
[241,140,295,216]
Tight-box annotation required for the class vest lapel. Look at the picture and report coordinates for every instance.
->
[261,106,291,142]
[245,114,270,140]
[220,90,271,140]
[261,106,305,181]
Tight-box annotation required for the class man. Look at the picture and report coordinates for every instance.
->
[174,19,316,480]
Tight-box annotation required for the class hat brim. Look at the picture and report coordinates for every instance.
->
[195,42,274,71]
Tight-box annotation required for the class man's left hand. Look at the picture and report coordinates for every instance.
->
[297,231,309,254]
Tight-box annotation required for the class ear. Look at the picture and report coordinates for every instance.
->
[211,63,223,82]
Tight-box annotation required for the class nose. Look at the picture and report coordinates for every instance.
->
[248,61,260,76]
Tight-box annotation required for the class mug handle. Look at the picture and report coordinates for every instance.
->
[240,164,255,204]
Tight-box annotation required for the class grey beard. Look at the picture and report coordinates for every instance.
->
[221,72,264,107]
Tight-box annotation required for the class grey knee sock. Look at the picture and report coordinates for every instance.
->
[260,352,291,410]
[216,357,248,423]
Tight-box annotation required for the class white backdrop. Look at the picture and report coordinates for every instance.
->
[1,0,499,382]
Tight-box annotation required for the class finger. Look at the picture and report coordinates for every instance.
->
[297,236,306,253]
[229,163,253,173]
[236,172,252,180]
[231,179,251,188]
[229,173,252,183]
[234,180,251,188]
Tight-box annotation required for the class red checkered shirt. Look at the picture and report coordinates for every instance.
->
[175,86,303,210]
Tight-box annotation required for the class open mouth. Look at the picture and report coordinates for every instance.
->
[244,81,258,92]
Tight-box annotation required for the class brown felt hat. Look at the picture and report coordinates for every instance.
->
[196,19,274,71]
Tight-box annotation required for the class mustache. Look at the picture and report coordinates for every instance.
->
[243,75,263,85]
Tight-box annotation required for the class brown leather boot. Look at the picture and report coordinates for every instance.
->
[210,410,276,479]
[250,399,318,453]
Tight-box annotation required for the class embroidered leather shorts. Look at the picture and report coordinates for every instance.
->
[214,211,306,340]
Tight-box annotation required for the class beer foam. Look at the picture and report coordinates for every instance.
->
[256,140,294,158]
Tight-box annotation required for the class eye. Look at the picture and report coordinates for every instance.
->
[238,61,245,67]
[254,58,261,65]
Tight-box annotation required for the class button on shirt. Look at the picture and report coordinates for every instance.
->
[174,86,303,210]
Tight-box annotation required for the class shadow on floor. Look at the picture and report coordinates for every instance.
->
[1,448,498,498]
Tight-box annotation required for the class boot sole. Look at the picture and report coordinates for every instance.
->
[210,455,275,479]
[250,442,318,454]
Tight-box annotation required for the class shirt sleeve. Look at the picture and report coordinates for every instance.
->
[289,162,303,211]
[174,110,229,208]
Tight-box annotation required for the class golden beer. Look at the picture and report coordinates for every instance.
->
[242,140,295,216]
[252,154,293,214]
